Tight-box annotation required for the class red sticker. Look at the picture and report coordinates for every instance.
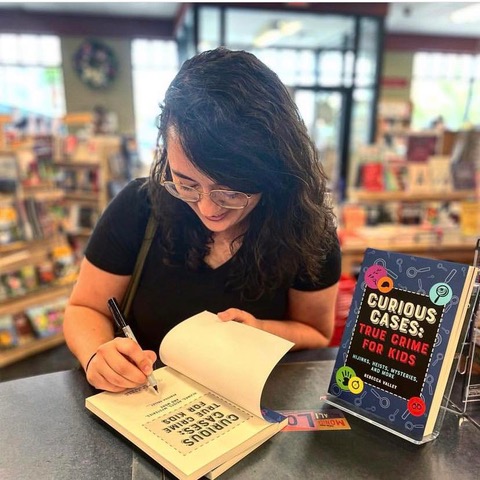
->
[407,396,426,416]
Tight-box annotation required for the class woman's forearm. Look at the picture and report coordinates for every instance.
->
[258,318,332,350]
[63,304,115,370]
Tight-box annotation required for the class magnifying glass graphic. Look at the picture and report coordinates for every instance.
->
[434,285,449,303]
[430,283,452,305]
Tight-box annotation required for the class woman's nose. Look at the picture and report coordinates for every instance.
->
[197,193,223,215]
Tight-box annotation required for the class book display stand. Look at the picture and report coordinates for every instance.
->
[324,295,476,444]
[455,239,480,412]
[323,247,479,445]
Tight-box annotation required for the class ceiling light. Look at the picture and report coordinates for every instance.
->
[450,3,480,24]
[253,20,302,48]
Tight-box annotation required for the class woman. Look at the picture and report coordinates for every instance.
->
[63,47,341,392]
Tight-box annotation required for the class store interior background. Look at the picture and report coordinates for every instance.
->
[1,2,480,382]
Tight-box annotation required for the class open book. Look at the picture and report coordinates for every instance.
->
[86,311,293,480]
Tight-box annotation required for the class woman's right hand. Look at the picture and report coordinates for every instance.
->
[85,337,157,392]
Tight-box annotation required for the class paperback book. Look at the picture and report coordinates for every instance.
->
[326,248,478,443]
[86,311,293,480]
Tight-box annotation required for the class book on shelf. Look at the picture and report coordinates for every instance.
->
[406,133,439,163]
[406,162,430,193]
[0,202,23,245]
[25,297,68,338]
[12,312,36,345]
[428,155,453,192]
[460,201,480,238]
[359,162,384,191]
[0,151,20,194]
[450,130,479,190]
[326,248,478,443]
[0,315,18,349]
[86,311,293,480]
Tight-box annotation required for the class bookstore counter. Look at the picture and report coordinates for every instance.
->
[1,349,479,479]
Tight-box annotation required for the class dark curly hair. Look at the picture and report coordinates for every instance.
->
[148,47,338,299]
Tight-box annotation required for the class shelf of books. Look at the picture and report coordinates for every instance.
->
[1,131,79,367]
[53,114,128,253]
[342,131,480,275]
[348,190,476,203]
[0,332,66,368]
[341,241,475,276]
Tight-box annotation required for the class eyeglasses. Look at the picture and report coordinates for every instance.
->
[162,181,252,209]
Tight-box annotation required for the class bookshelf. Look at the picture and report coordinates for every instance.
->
[0,136,77,367]
[341,188,478,275]
[53,114,125,250]
[348,190,476,203]
[343,127,479,275]
[341,241,475,276]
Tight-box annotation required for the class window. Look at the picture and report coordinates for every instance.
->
[131,39,178,165]
[411,52,478,130]
[0,34,65,125]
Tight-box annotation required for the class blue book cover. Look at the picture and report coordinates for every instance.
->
[328,248,478,441]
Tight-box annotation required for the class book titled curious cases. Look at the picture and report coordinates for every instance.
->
[86,311,293,480]
[327,248,478,443]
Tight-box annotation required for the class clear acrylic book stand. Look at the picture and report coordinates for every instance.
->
[322,243,480,445]
[453,239,480,413]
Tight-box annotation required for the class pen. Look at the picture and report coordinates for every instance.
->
[107,297,159,394]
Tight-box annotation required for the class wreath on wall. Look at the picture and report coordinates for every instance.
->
[73,39,118,90]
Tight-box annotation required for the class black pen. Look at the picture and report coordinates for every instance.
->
[107,297,159,394]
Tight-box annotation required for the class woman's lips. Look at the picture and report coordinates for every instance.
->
[205,212,227,222]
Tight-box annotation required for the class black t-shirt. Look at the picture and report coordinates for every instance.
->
[85,179,341,351]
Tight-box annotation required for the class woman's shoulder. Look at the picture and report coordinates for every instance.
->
[111,177,151,220]
[293,235,341,291]
[84,178,152,274]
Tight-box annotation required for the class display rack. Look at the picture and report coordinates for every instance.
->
[53,113,124,254]
[0,138,77,367]
[456,239,480,411]
[322,247,479,444]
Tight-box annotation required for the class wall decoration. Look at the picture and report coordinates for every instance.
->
[73,39,118,90]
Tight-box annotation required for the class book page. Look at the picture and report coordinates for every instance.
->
[159,311,294,418]
[86,367,285,480]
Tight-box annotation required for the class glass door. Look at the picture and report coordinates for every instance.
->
[293,88,347,199]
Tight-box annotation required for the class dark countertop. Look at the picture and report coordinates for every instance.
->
[1,350,480,479]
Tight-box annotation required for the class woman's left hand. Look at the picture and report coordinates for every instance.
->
[217,308,263,330]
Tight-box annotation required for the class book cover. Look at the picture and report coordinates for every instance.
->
[86,311,293,480]
[26,298,67,338]
[327,248,478,442]
[0,315,18,349]
[0,203,22,245]
[0,152,20,194]
[406,134,439,163]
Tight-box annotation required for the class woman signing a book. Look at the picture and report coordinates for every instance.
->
[63,47,341,392]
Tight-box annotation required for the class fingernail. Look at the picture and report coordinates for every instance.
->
[142,363,152,375]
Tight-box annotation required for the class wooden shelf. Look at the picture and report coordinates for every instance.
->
[0,333,65,368]
[22,187,64,202]
[348,190,476,203]
[54,160,100,169]
[66,228,92,237]
[64,192,100,203]
[0,283,74,317]
[341,241,475,275]
[0,236,62,255]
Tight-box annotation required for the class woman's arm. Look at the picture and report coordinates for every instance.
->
[63,258,157,391]
[217,282,339,350]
